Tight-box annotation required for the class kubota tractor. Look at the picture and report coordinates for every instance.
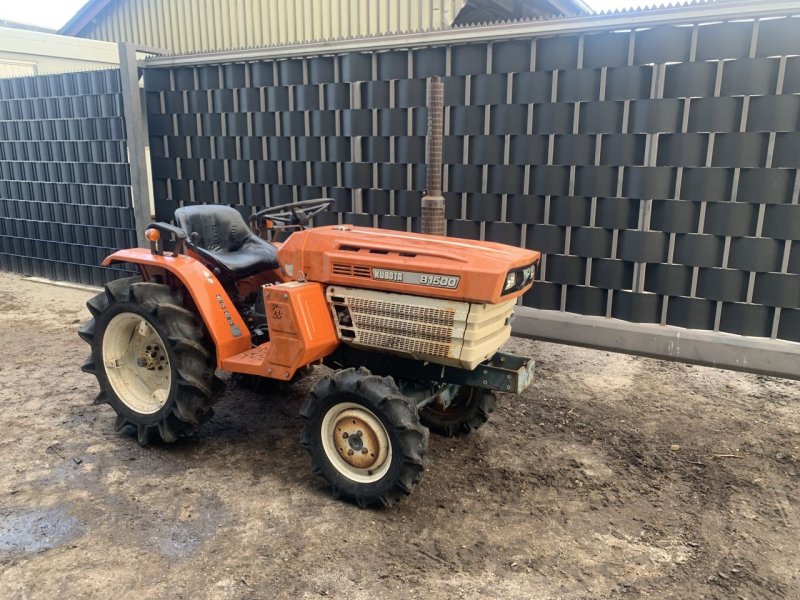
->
[79,199,540,506]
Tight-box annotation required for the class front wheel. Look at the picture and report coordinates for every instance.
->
[300,368,429,507]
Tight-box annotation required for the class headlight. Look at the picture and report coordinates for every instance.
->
[503,264,536,294]
[524,265,535,282]
[504,271,518,291]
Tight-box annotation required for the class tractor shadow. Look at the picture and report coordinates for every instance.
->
[146,375,323,488]
[110,371,463,512]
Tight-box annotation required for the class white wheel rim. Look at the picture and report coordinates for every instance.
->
[320,402,392,484]
[102,312,171,415]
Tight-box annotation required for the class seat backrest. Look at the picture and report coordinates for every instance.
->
[175,205,252,253]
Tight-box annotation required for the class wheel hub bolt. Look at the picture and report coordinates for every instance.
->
[348,434,364,452]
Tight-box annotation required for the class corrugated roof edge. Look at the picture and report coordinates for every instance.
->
[143,0,796,65]
[60,0,741,38]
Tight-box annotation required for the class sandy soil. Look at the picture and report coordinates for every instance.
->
[0,271,798,599]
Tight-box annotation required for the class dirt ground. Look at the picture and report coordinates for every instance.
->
[0,271,798,599]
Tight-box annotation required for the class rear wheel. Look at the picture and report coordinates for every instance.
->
[300,368,429,507]
[418,385,496,438]
[79,276,223,445]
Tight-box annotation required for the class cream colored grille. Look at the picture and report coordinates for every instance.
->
[472,327,509,347]
[357,331,452,358]
[327,285,514,369]
[479,311,507,329]
[350,314,453,343]
[347,297,455,326]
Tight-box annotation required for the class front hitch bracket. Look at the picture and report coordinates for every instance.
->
[459,352,535,394]
[325,347,535,394]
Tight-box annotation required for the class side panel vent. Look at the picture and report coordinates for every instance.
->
[332,263,371,278]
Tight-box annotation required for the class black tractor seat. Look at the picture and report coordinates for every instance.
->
[174,205,279,279]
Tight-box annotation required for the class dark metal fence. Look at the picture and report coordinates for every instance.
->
[0,3,797,377]
[0,69,137,286]
[143,11,800,349]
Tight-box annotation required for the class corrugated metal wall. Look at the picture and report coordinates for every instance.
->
[81,0,466,53]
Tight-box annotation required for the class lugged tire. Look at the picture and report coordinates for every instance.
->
[300,367,429,507]
[419,385,496,438]
[79,276,223,445]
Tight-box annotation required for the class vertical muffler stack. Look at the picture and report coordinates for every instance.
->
[421,76,445,236]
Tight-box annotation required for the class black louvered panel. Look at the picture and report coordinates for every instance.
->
[0,69,135,285]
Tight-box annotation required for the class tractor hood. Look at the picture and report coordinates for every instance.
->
[277,225,541,304]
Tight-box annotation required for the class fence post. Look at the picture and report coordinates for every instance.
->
[118,42,157,248]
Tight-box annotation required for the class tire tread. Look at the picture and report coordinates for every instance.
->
[301,367,429,507]
[79,276,222,445]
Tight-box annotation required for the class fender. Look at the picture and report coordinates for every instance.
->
[103,248,252,367]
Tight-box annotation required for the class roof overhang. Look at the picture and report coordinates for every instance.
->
[453,0,593,26]
[59,0,114,36]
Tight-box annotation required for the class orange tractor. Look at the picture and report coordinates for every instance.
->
[79,199,540,506]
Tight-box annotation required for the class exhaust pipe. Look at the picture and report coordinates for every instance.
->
[421,76,445,236]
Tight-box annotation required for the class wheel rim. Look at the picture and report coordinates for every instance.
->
[102,312,171,415]
[320,402,392,483]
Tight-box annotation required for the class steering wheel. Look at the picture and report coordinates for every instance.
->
[252,198,334,229]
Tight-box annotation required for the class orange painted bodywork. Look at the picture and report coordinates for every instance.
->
[102,248,251,367]
[103,225,540,377]
[220,282,339,380]
[277,226,541,304]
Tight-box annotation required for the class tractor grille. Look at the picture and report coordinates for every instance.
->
[357,331,453,358]
[350,313,454,343]
[472,327,509,347]
[326,286,515,369]
[348,297,455,327]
